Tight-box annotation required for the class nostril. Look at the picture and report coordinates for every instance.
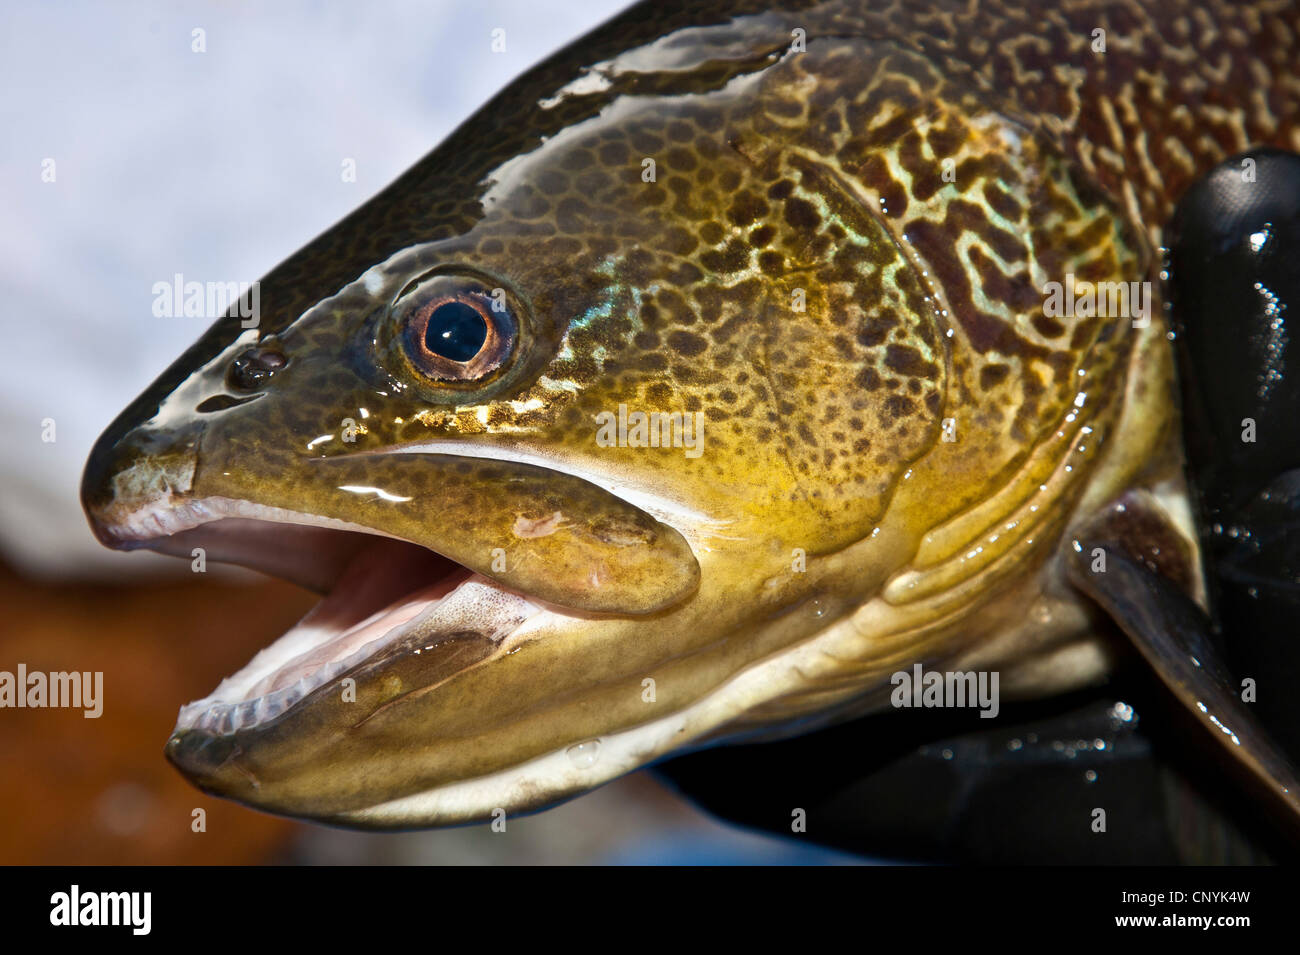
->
[228,347,286,391]
[195,394,258,414]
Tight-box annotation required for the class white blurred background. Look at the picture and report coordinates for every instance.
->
[0,0,863,865]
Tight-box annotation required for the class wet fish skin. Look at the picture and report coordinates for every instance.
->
[81,0,1300,825]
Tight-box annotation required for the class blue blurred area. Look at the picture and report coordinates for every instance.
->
[602,829,870,865]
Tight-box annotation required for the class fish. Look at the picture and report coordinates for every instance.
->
[81,0,1300,830]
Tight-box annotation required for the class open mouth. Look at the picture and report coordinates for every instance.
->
[103,502,544,736]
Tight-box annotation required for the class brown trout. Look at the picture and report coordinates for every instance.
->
[82,0,1300,828]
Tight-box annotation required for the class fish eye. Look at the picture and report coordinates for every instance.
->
[424,301,487,362]
[390,272,518,385]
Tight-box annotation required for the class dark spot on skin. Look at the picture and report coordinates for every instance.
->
[982,181,1023,221]
[979,363,1012,390]
[514,192,550,219]
[672,262,704,285]
[927,120,966,157]
[556,196,592,233]
[667,330,708,357]
[783,197,820,231]
[759,250,784,276]
[667,121,694,143]
[562,150,595,172]
[621,248,655,284]
[575,168,612,196]
[537,170,568,195]
[857,154,907,217]
[856,312,897,348]
[884,343,936,378]
[701,239,749,273]
[1032,314,1066,338]
[727,191,769,227]
[856,366,882,391]
[692,286,724,322]
[884,394,915,420]
[630,133,662,155]
[658,289,697,326]
[664,227,699,256]
[666,146,698,171]
[768,179,794,200]
[598,142,628,165]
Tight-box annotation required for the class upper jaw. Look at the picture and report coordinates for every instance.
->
[89,489,428,593]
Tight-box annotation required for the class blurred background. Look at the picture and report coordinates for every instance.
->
[0,0,860,865]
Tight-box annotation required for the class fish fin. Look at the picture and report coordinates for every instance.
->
[1066,524,1300,835]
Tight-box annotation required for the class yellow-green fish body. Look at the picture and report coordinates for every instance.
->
[83,0,1300,826]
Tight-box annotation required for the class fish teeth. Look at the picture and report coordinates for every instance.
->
[173,574,537,737]
[234,699,259,731]
[214,706,235,735]
[259,692,288,724]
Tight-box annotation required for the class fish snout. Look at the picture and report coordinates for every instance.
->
[81,420,203,549]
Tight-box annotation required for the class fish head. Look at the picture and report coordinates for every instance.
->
[82,16,1162,826]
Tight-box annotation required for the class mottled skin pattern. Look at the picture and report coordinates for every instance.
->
[82,0,1300,824]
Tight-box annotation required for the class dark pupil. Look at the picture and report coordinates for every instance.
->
[424,301,487,362]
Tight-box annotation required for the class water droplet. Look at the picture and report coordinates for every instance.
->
[566,740,601,769]
[1084,769,1098,783]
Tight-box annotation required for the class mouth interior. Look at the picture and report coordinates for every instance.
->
[217,535,469,698]
[153,517,519,735]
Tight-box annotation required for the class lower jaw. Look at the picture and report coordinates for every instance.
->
[175,570,544,735]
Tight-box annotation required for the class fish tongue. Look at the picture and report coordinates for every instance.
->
[298,536,458,636]
[244,537,462,699]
